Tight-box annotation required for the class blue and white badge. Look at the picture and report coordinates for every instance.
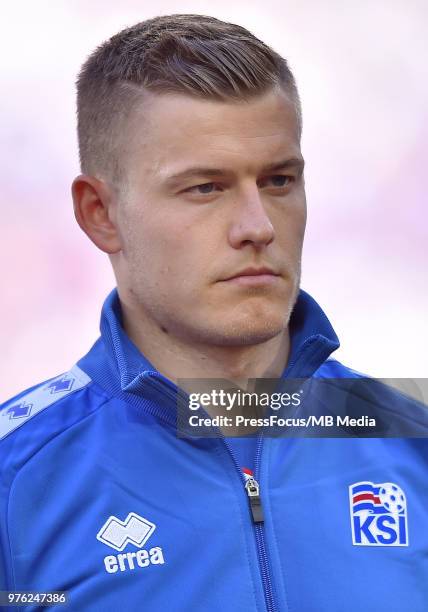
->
[349,481,408,546]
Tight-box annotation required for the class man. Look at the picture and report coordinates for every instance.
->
[1,14,427,612]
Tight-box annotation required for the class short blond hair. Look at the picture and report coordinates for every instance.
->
[76,14,302,187]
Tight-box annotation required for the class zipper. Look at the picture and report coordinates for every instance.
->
[221,432,278,612]
[142,373,278,612]
[252,433,277,612]
[245,476,264,523]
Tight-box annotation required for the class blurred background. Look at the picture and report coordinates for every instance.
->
[1,0,427,402]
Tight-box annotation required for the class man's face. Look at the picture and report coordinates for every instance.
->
[114,86,306,347]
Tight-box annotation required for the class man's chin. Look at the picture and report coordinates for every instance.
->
[218,329,284,347]
[199,317,286,347]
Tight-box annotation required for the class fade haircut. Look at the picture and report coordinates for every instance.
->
[76,14,302,190]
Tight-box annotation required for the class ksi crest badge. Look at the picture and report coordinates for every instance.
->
[349,481,408,546]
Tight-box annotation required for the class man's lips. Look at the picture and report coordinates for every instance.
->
[219,267,281,285]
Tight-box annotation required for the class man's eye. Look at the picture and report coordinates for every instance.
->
[187,182,219,194]
[264,175,293,188]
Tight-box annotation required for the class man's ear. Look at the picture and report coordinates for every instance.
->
[71,175,122,254]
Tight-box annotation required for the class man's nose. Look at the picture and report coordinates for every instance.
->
[228,186,275,249]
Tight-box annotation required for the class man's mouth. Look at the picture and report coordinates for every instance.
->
[220,267,281,286]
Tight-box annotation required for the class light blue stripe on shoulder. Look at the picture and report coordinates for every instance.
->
[0,365,92,440]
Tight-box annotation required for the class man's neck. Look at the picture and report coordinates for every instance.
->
[120,298,292,436]
[120,300,291,388]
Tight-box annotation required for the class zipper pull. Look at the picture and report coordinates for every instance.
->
[245,477,264,523]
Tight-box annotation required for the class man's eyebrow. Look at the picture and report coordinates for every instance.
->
[164,157,305,184]
[262,157,305,173]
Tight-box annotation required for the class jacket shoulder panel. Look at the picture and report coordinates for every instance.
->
[0,365,92,441]
[314,359,428,431]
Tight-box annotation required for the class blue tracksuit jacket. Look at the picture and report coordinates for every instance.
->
[1,289,427,611]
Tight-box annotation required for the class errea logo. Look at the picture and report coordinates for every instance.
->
[97,513,165,574]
